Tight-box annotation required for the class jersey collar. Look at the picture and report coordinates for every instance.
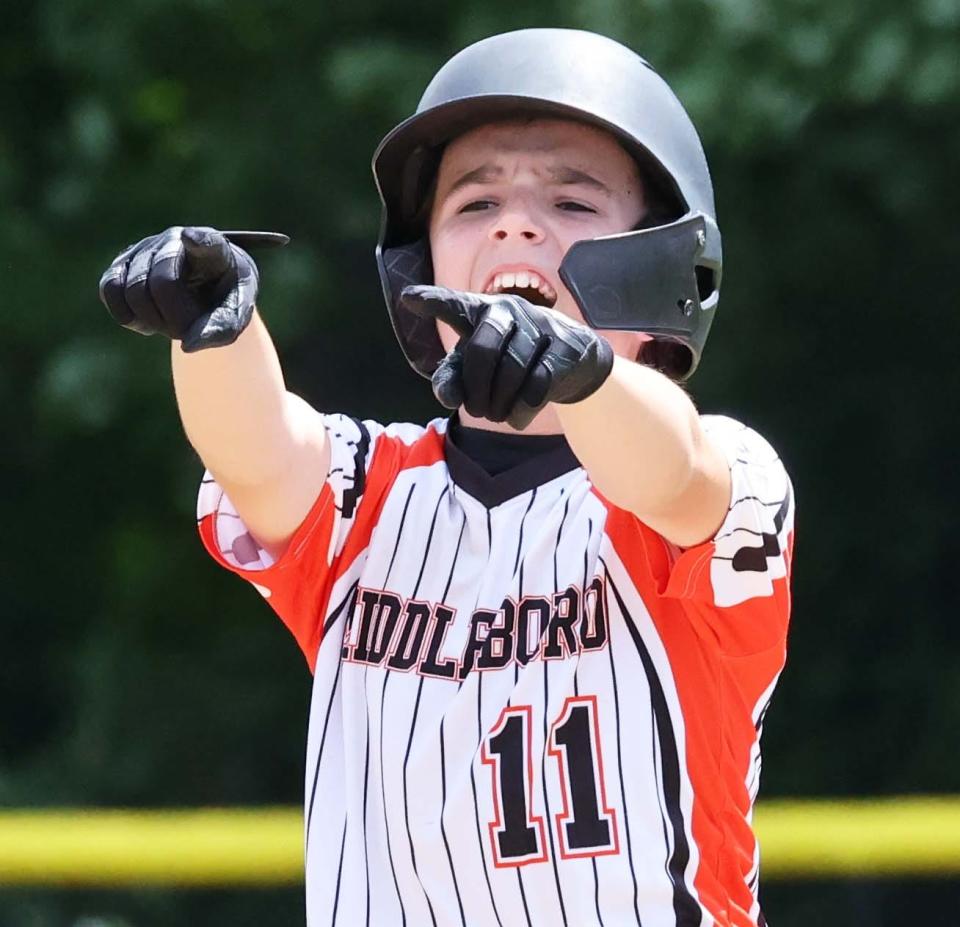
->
[443,414,582,508]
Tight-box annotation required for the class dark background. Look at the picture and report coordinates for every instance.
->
[2,1,958,924]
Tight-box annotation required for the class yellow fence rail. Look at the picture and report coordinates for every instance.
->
[0,808,303,887]
[756,797,960,878]
[0,798,958,887]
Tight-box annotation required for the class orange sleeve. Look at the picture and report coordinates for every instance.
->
[604,415,795,657]
[195,414,405,670]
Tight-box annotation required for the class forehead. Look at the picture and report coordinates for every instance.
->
[437,117,639,186]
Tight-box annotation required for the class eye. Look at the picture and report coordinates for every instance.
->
[556,201,597,213]
[458,199,497,213]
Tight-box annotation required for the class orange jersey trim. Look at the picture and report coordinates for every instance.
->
[598,496,792,926]
[197,424,447,672]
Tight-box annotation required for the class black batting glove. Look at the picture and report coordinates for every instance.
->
[98,226,289,352]
[399,284,614,431]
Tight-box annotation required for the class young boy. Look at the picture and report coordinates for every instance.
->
[100,28,794,927]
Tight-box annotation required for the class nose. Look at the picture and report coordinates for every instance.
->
[489,201,546,244]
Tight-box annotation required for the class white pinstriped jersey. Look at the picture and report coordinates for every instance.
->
[197,413,794,927]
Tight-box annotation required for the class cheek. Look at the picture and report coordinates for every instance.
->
[430,225,478,289]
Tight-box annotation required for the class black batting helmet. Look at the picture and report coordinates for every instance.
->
[373,28,722,380]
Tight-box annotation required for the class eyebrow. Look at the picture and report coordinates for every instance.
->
[442,163,612,199]
[443,164,504,199]
[547,166,612,195]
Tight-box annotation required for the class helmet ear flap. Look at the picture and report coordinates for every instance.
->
[378,237,448,376]
[380,146,450,377]
[399,145,444,240]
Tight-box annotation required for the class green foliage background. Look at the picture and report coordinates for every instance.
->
[1,0,958,923]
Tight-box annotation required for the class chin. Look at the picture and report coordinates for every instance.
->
[516,404,564,435]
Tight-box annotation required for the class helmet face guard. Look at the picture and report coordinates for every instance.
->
[373,29,722,381]
[559,214,721,374]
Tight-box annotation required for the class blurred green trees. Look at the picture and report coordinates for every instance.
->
[1,0,958,924]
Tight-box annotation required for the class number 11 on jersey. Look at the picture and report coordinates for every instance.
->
[481,696,620,868]
[549,695,620,860]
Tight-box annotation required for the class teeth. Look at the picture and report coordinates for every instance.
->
[484,270,558,306]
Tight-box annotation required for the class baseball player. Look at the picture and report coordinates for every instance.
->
[99,29,794,927]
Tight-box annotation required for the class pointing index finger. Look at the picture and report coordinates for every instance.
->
[399,285,487,338]
[222,230,291,248]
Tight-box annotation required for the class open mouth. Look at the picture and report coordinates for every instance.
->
[483,271,558,308]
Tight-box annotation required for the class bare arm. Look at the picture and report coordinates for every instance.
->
[554,356,730,548]
[171,309,330,559]
[395,286,729,546]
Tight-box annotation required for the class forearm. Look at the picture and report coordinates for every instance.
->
[171,309,302,487]
[554,356,705,517]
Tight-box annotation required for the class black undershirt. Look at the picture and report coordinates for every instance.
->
[446,413,571,477]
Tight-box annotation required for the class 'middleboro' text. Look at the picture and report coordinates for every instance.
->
[341,578,608,681]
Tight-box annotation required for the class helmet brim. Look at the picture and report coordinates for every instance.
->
[372,94,685,247]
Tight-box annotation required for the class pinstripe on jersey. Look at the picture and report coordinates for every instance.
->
[197,412,794,927]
